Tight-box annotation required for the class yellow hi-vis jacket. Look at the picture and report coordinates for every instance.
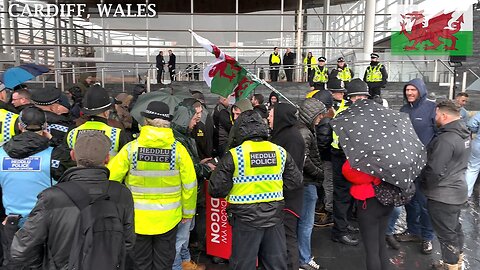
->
[365,64,383,82]
[227,140,286,204]
[0,109,18,144]
[67,121,121,156]
[270,53,281,65]
[337,67,352,82]
[313,66,329,83]
[108,126,197,235]
[331,100,349,150]
[303,57,317,72]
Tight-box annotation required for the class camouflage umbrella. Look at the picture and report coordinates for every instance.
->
[330,99,426,189]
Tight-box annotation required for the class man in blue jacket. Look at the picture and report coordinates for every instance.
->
[393,78,436,254]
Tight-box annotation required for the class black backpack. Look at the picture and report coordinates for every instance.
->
[56,181,126,270]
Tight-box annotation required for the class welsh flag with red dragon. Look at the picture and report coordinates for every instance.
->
[191,31,260,100]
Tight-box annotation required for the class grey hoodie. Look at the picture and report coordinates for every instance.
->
[421,120,471,205]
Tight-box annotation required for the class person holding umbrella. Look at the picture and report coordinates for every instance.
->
[422,100,471,270]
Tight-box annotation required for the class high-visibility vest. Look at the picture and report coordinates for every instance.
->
[0,146,54,225]
[0,109,18,144]
[271,53,281,64]
[108,126,197,235]
[365,64,383,83]
[331,100,349,149]
[228,140,285,204]
[313,66,329,83]
[304,57,318,72]
[67,121,121,156]
[337,67,352,82]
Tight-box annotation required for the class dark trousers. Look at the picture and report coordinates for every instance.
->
[156,69,163,84]
[357,198,393,270]
[284,66,293,82]
[169,67,175,81]
[331,153,354,237]
[368,87,382,98]
[133,225,178,270]
[270,65,280,81]
[427,200,464,264]
[404,180,435,240]
[230,218,287,270]
[284,213,299,270]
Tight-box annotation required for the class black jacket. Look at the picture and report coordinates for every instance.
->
[156,54,165,69]
[253,104,268,119]
[3,131,74,181]
[296,99,324,184]
[283,52,296,66]
[217,109,233,155]
[316,117,333,161]
[44,110,75,147]
[421,120,471,205]
[0,100,18,113]
[270,103,305,217]
[209,111,302,227]
[10,167,135,270]
[168,53,176,69]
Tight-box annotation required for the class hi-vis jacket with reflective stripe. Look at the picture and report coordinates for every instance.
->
[227,140,286,204]
[331,99,349,150]
[67,121,121,156]
[365,64,383,82]
[0,109,18,144]
[108,126,197,235]
[312,66,329,83]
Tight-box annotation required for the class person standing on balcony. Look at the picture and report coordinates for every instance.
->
[168,50,176,82]
[269,47,282,82]
[283,48,296,82]
[363,53,388,98]
[303,52,317,83]
[156,51,165,84]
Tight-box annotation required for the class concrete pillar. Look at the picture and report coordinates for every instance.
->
[322,0,330,58]
[2,0,12,55]
[363,0,376,61]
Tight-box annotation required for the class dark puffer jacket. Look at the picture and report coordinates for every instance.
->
[296,98,325,184]
[10,167,135,270]
[209,110,302,227]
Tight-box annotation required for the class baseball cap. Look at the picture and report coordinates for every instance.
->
[74,130,111,167]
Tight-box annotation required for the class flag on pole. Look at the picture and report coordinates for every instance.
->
[191,31,260,100]
[390,0,474,56]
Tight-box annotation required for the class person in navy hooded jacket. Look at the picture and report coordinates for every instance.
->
[391,78,436,254]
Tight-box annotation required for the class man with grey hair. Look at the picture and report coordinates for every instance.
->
[10,130,134,269]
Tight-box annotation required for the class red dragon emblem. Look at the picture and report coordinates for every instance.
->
[208,61,242,82]
[400,10,464,51]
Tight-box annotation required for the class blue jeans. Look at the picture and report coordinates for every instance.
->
[404,181,435,241]
[297,184,318,265]
[386,207,401,235]
[173,218,194,270]
[466,139,480,197]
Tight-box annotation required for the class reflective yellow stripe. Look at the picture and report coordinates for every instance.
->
[366,65,383,82]
[128,185,181,194]
[134,201,181,211]
[331,100,349,149]
[129,169,179,177]
[313,66,328,83]
[338,68,352,82]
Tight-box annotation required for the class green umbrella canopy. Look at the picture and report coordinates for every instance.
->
[131,88,191,123]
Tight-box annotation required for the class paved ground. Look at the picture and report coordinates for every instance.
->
[191,196,480,270]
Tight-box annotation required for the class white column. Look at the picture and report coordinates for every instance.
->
[295,0,303,82]
[322,0,330,58]
[363,0,376,61]
[2,0,12,55]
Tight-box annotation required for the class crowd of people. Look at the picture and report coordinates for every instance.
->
[0,52,477,270]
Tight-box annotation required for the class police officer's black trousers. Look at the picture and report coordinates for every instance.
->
[230,218,287,270]
[270,65,280,82]
[132,225,178,270]
[331,152,354,237]
[368,87,382,98]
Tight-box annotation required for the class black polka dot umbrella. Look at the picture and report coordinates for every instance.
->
[331,99,426,190]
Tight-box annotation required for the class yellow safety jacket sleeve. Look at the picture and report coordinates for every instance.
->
[107,142,132,182]
[176,142,197,219]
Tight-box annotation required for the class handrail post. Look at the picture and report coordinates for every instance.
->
[462,71,467,92]
[101,68,105,87]
[433,60,438,82]
[122,71,125,92]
